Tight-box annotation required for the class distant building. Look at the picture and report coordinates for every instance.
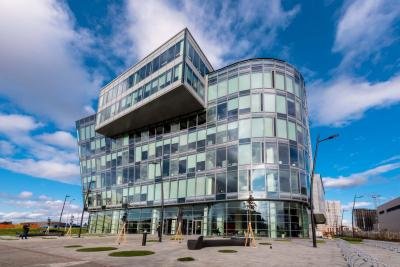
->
[353,209,376,231]
[312,174,326,237]
[377,197,400,232]
[325,200,342,235]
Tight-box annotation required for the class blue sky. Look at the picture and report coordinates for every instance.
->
[0,0,399,225]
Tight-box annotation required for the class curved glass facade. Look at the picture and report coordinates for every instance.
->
[77,31,311,239]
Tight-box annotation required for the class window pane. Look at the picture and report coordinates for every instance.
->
[278,143,289,165]
[252,169,266,191]
[206,150,216,170]
[263,71,272,88]
[218,80,227,97]
[227,121,238,141]
[279,169,290,193]
[276,95,286,114]
[252,142,263,164]
[227,97,238,116]
[252,118,264,137]
[208,84,217,101]
[239,73,250,91]
[287,98,295,117]
[251,94,261,112]
[227,145,238,167]
[206,175,215,195]
[239,119,251,139]
[274,72,285,90]
[178,179,186,198]
[196,176,205,196]
[187,178,195,197]
[263,94,275,112]
[276,119,287,139]
[239,95,250,113]
[217,102,227,120]
[290,146,298,167]
[227,171,238,193]
[291,170,299,194]
[187,154,196,172]
[170,181,178,199]
[264,117,273,137]
[147,184,154,201]
[288,121,296,141]
[216,173,226,194]
[265,142,277,164]
[239,170,248,192]
[251,72,263,88]
[286,76,294,93]
[228,76,238,93]
[196,152,205,171]
[216,147,227,168]
[266,170,278,193]
[238,144,251,165]
[207,106,216,122]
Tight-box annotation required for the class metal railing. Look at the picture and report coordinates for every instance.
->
[363,239,400,254]
[336,239,388,267]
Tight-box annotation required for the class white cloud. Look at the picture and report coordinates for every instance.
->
[18,191,33,199]
[0,114,41,134]
[0,158,80,184]
[36,131,77,150]
[309,75,400,126]
[121,0,300,67]
[0,0,101,128]
[333,0,400,68]
[0,140,15,156]
[323,162,400,188]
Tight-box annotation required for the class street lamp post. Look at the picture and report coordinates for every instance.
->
[309,134,339,248]
[78,180,94,238]
[352,194,363,237]
[150,159,163,242]
[59,195,70,228]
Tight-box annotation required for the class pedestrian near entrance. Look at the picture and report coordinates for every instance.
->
[21,224,29,239]
[156,222,161,242]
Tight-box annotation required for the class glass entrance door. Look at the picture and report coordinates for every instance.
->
[193,220,202,235]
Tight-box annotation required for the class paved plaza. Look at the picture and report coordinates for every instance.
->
[0,235,398,267]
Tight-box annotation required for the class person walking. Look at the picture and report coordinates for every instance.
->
[22,224,29,239]
[156,222,161,242]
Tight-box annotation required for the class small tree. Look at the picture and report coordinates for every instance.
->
[246,194,256,225]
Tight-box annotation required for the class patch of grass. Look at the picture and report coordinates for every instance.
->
[64,245,82,248]
[316,240,326,244]
[275,239,291,242]
[108,250,155,257]
[77,247,117,252]
[218,249,237,253]
[341,237,363,244]
[177,257,195,262]
[259,242,272,245]
[147,239,160,242]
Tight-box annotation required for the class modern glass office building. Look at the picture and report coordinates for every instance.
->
[76,29,311,238]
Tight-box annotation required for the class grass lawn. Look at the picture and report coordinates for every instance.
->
[177,257,195,261]
[341,237,363,244]
[77,247,117,252]
[109,250,155,257]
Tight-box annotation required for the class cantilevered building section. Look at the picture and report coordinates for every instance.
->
[76,29,312,238]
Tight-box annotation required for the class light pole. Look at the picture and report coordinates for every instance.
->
[352,194,363,237]
[78,180,94,238]
[59,195,70,228]
[149,159,163,242]
[340,209,348,236]
[65,198,75,231]
[310,134,339,248]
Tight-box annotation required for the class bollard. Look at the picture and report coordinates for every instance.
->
[142,231,148,246]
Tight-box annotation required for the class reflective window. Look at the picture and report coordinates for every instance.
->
[287,98,295,117]
[252,118,264,137]
[206,150,216,170]
[238,144,251,165]
[264,117,274,137]
[206,175,215,195]
[274,72,285,90]
[251,72,263,88]
[216,147,227,168]
[266,170,278,194]
[187,154,196,173]
[276,119,287,139]
[227,121,238,141]
[286,76,294,93]
[251,94,261,112]
[276,95,287,114]
[278,143,289,165]
[265,142,277,164]
[288,121,296,141]
[207,106,216,122]
[239,119,251,139]
[239,73,250,90]
[196,176,206,196]
[279,169,290,193]
[218,79,228,97]
[263,71,272,88]
[228,76,238,94]
[263,94,275,112]
[238,95,250,113]
[208,84,217,101]
[216,124,227,144]
[178,179,186,198]
[216,173,226,194]
[227,97,238,117]
[252,169,266,191]
[187,178,196,197]
[207,126,216,145]
[196,152,205,171]
[227,145,238,166]
[170,181,178,199]
[227,171,238,193]
[290,146,298,167]
[239,170,249,192]
[291,170,299,194]
[217,102,227,120]
[252,142,263,164]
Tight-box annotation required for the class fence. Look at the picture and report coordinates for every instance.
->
[336,239,388,267]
